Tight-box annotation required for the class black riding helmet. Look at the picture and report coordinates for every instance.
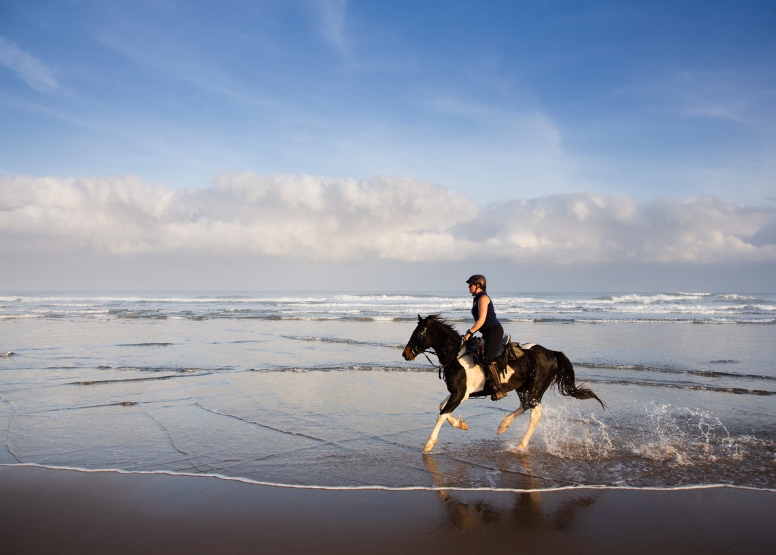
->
[466,274,486,290]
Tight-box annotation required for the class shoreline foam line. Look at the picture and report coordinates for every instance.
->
[2,463,775,494]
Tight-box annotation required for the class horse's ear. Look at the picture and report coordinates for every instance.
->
[418,314,423,323]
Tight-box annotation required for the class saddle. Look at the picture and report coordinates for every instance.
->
[464,335,525,374]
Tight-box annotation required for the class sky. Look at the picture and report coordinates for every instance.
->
[1,0,775,291]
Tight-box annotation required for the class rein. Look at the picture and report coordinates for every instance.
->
[411,326,464,380]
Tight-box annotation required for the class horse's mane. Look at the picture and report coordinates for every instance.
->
[426,314,460,336]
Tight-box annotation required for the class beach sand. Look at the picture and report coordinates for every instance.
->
[1,465,774,554]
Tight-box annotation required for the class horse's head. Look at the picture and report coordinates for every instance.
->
[402,314,434,361]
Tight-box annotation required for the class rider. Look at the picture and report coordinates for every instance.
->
[463,275,507,400]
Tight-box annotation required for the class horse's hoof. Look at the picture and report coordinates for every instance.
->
[497,425,507,435]
[460,421,469,431]
[423,441,435,453]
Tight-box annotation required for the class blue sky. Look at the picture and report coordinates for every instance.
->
[1,1,775,291]
[2,0,775,203]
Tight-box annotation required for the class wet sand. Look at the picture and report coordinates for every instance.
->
[1,466,774,554]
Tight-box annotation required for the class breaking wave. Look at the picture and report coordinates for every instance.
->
[1,291,774,323]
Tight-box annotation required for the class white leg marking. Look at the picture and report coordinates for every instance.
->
[515,404,542,451]
[424,413,447,452]
[497,406,525,435]
[446,413,469,431]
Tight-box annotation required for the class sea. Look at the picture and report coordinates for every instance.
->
[1,291,774,492]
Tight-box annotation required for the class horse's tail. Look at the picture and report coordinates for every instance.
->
[553,351,606,410]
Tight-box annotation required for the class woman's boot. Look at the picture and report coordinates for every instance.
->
[487,362,507,400]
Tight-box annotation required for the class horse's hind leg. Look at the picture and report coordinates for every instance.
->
[497,405,525,435]
[514,404,542,451]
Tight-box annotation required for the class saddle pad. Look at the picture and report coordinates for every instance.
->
[495,334,511,358]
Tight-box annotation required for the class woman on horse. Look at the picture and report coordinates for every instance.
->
[463,275,507,400]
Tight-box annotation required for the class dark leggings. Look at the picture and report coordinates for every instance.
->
[481,324,504,365]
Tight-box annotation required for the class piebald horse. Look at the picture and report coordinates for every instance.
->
[402,315,604,453]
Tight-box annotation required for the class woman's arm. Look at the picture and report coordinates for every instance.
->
[464,296,490,338]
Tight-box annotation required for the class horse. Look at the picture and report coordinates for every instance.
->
[402,314,605,453]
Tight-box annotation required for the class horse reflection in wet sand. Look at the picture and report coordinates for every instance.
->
[423,454,600,533]
[403,315,605,453]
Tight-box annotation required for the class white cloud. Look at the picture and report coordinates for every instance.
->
[0,36,58,93]
[0,173,773,264]
[0,173,477,262]
[463,194,775,263]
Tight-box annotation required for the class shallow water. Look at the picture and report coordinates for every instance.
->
[0,291,774,490]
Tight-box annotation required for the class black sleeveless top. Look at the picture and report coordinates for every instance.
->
[471,293,501,331]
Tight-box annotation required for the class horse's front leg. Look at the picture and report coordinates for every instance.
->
[424,413,447,452]
[497,405,525,435]
[438,395,469,430]
[446,413,469,430]
[423,391,466,452]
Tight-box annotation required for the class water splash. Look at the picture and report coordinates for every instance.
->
[629,405,747,465]
[535,404,614,460]
[501,401,775,488]
[529,402,767,467]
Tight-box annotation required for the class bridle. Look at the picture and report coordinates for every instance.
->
[409,323,464,380]
[408,326,428,357]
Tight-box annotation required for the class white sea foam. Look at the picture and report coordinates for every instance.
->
[3,463,774,493]
[1,291,774,323]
